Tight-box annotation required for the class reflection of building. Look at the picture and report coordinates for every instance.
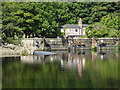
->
[20,54,61,63]
[21,51,88,78]
[21,55,46,63]
[62,53,86,77]
[78,56,82,77]
[21,56,34,63]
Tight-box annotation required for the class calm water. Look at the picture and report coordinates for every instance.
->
[2,50,120,88]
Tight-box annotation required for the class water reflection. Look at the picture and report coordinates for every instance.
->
[2,50,119,88]
[20,50,119,78]
[21,50,119,63]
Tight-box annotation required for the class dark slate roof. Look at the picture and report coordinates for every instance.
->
[62,24,79,28]
[59,24,89,28]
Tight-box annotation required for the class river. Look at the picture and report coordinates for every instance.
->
[1,50,120,88]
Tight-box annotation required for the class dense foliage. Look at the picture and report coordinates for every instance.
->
[86,13,119,37]
[2,2,119,42]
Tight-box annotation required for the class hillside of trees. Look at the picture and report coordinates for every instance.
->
[85,13,119,38]
[2,2,119,43]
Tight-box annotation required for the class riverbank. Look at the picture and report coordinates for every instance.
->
[0,37,120,57]
[0,46,21,57]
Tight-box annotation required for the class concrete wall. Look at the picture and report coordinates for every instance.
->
[21,38,119,53]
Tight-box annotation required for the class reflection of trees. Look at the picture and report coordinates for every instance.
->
[91,51,119,61]
[3,61,83,88]
[2,51,119,88]
[85,60,118,88]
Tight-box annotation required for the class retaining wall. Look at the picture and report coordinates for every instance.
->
[21,38,120,53]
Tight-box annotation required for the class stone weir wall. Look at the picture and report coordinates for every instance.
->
[21,38,119,54]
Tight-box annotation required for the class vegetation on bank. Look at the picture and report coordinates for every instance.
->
[2,2,119,44]
[2,37,21,45]
[115,45,120,52]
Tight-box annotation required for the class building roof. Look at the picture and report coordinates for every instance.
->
[63,24,79,28]
[59,24,89,28]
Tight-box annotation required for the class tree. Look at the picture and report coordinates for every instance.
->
[85,23,109,38]
[100,13,119,37]
[2,2,119,42]
[85,13,119,38]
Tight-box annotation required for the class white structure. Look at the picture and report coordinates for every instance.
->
[60,18,88,37]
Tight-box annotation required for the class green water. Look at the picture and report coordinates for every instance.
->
[2,51,120,88]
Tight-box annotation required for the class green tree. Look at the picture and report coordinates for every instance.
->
[100,13,119,37]
[2,2,119,42]
[85,23,109,38]
[85,12,119,38]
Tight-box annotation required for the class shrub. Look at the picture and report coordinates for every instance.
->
[3,37,21,45]
[115,45,120,52]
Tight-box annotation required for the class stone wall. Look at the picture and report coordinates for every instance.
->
[21,38,120,54]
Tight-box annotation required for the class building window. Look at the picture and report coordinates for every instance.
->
[75,29,78,32]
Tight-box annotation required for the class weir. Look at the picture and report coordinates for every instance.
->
[21,38,120,54]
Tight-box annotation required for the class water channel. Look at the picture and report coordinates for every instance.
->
[1,50,120,88]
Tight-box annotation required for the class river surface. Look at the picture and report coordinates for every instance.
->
[1,50,120,88]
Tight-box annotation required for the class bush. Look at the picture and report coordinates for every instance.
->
[12,39,21,45]
[115,45,120,52]
[3,37,21,45]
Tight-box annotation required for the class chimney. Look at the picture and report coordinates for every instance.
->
[78,18,83,36]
